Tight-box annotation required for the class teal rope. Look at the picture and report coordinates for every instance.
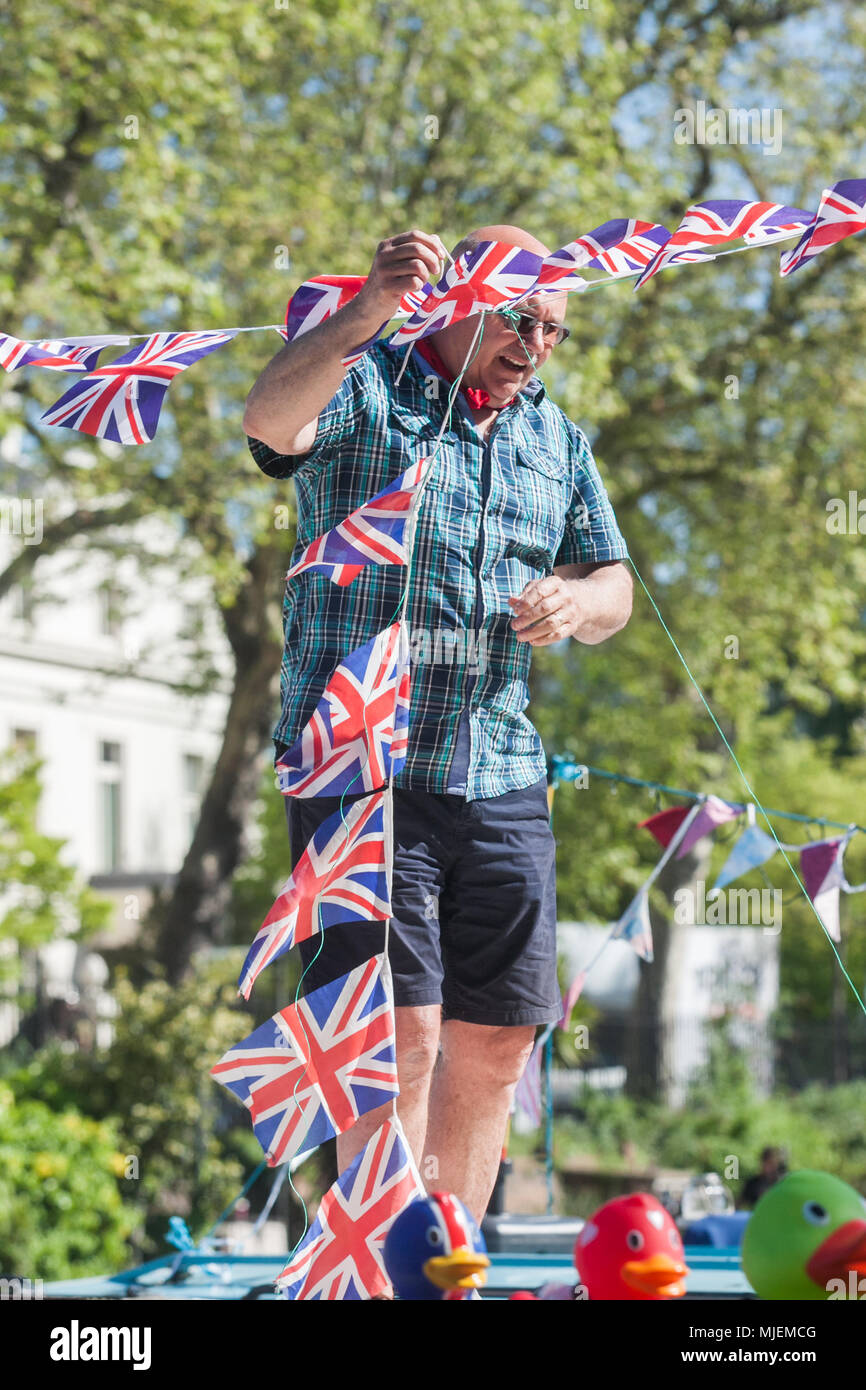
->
[625,556,866,1019]
[550,759,866,835]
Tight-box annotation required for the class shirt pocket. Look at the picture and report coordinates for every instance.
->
[387,401,446,460]
[504,443,570,566]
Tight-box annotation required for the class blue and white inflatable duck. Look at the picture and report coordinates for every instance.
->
[384,1192,490,1300]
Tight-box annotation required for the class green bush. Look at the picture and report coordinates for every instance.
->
[0,1087,134,1280]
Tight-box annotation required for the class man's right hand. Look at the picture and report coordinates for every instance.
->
[352,229,450,325]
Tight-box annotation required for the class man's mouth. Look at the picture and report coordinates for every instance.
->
[496,353,532,374]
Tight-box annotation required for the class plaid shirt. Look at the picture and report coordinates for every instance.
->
[248,339,628,800]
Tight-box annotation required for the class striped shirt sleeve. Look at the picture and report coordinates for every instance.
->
[247,355,375,480]
[554,419,629,566]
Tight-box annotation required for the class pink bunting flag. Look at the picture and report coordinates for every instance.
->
[559,970,587,1028]
[514,1038,544,1128]
[675,795,743,859]
[800,838,846,942]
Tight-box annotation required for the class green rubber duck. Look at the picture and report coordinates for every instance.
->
[742,1169,866,1300]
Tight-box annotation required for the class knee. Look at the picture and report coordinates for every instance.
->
[395,1005,441,1086]
[443,1023,536,1089]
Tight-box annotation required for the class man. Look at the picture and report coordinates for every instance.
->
[243,226,632,1225]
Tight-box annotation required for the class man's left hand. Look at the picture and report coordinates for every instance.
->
[508,574,582,646]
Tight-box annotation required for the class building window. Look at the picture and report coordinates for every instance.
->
[182,753,206,847]
[98,741,123,871]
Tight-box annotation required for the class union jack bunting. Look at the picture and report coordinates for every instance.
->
[237,791,389,1000]
[0,335,105,373]
[780,179,866,276]
[39,330,236,444]
[635,200,813,289]
[530,220,674,292]
[285,457,428,586]
[212,956,399,1167]
[388,240,545,347]
[277,1114,424,1299]
[278,275,425,365]
[276,622,410,797]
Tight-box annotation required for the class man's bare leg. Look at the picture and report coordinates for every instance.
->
[336,1003,442,1173]
[423,1020,536,1223]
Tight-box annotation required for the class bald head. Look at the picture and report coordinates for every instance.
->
[452,224,552,260]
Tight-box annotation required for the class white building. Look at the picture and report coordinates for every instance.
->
[0,501,233,1040]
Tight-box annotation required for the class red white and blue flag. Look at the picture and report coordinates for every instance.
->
[286,458,428,586]
[780,179,866,276]
[40,330,236,444]
[277,1114,424,1299]
[635,200,813,289]
[531,220,674,291]
[276,622,411,798]
[279,276,425,365]
[237,791,390,1000]
[0,335,106,373]
[212,956,399,1167]
[388,240,545,347]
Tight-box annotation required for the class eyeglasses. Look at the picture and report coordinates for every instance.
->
[497,308,570,346]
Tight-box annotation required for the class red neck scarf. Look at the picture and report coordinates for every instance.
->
[413,339,514,411]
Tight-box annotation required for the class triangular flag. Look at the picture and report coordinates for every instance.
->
[713,824,779,890]
[276,1115,424,1299]
[801,839,847,943]
[514,1037,544,1127]
[237,791,389,999]
[676,795,743,859]
[610,889,653,962]
[285,459,428,587]
[212,955,398,1167]
[559,971,587,1028]
[276,623,409,797]
[638,804,692,848]
[800,839,844,901]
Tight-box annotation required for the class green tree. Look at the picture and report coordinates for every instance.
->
[0,748,111,996]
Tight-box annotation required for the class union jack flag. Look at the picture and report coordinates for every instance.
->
[212,956,399,1168]
[635,200,813,289]
[780,179,866,276]
[0,335,105,373]
[238,791,390,1000]
[529,220,674,293]
[277,1114,425,1299]
[40,330,236,444]
[278,275,425,365]
[276,622,411,797]
[388,240,545,347]
[286,458,428,586]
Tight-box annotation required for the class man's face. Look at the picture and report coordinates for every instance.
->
[434,292,568,407]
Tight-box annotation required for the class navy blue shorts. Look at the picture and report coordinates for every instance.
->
[283,777,561,1027]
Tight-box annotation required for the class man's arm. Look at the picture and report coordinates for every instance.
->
[242,229,448,456]
[508,560,633,646]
